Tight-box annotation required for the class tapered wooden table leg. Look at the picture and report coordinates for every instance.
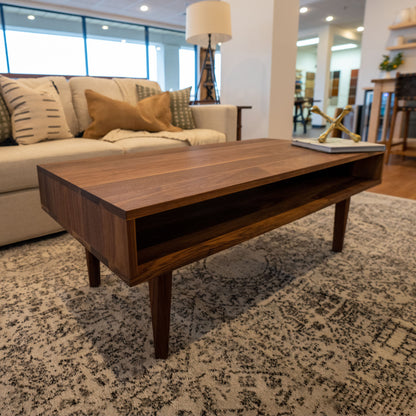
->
[85,248,100,287]
[149,272,172,359]
[332,197,351,252]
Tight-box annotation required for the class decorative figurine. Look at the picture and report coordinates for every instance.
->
[311,105,361,143]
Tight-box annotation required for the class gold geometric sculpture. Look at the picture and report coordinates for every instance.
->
[311,105,361,143]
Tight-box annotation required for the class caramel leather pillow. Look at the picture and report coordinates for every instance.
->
[83,89,182,139]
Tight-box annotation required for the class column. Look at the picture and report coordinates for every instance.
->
[311,26,334,127]
[221,0,299,140]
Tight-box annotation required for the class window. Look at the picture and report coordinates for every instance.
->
[148,44,164,88]
[0,4,196,88]
[0,10,7,72]
[148,27,196,96]
[3,6,86,75]
[215,50,221,93]
[179,47,195,91]
[85,18,146,78]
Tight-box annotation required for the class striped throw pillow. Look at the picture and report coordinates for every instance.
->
[0,92,12,144]
[136,85,196,130]
[0,76,73,145]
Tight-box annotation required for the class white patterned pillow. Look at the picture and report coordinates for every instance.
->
[0,76,73,144]
[136,84,196,129]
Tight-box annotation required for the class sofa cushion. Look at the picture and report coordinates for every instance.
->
[113,78,161,106]
[69,77,123,134]
[136,85,196,129]
[0,138,123,193]
[83,90,181,139]
[0,93,12,144]
[18,76,79,136]
[0,77,73,145]
[110,136,188,154]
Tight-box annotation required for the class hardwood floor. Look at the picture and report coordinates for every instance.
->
[369,153,416,200]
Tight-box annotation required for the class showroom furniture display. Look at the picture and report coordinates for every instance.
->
[0,74,238,246]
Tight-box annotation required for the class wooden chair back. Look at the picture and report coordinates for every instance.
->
[385,72,416,163]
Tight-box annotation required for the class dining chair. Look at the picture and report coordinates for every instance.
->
[385,72,416,163]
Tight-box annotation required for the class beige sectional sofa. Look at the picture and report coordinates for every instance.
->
[0,75,238,246]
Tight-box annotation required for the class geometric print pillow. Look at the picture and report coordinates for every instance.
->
[136,84,196,130]
[0,92,12,144]
[0,76,73,145]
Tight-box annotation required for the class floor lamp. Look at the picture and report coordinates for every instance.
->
[186,1,232,103]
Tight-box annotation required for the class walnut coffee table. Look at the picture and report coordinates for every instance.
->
[37,139,383,358]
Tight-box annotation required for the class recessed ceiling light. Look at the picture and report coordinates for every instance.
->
[121,39,126,43]
[27,15,35,20]
[331,43,358,51]
[326,15,334,22]
[102,25,109,30]
[140,5,149,12]
[299,7,308,14]
[297,37,320,47]
[357,26,364,32]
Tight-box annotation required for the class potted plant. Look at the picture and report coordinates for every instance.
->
[379,52,403,78]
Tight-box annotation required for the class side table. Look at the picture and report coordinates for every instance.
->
[236,106,252,141]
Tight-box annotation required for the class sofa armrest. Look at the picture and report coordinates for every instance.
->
[190,104,237,142]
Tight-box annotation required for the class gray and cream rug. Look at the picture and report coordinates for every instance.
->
[1,192,415,416]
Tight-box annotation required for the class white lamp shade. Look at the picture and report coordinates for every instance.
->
[186,1,232,48]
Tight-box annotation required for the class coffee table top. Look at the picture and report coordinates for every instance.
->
[38,138,382,220]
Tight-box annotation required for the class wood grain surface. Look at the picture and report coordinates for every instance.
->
[38,139,384,220]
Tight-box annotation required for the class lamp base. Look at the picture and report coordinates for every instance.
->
[195,34,220,103]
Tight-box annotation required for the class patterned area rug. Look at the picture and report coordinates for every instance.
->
[1,192,415,416]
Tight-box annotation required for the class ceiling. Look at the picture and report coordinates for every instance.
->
[298,0,366,34]
[9,0,366,33]
[7,0,200,29]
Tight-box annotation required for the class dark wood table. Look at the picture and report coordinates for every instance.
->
[37,139,384,358]
[293,98,321,133]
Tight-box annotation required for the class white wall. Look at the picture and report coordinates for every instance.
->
[296,47,317,97]
[296,45,362,119]
[357,0,416,105]
[296,48,317,75]
[221,0,299,140]
[327,47,362,117]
